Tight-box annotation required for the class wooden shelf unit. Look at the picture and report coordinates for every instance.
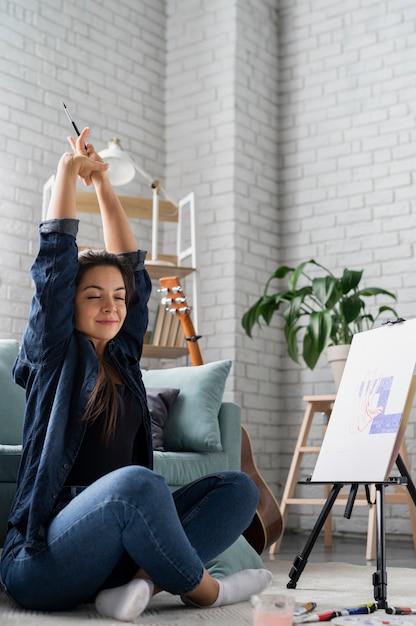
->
[142,345,189,359]
[144,263,195,281]
[75,190,179,222]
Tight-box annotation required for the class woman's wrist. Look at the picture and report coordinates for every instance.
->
[91,169,112,191]
[57,153,83,180]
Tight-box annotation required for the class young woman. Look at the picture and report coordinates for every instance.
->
[0,128,272,622]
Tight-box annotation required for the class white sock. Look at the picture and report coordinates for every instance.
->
[182,568,272,608]
[95,578,154,622]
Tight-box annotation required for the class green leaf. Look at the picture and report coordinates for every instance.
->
[377,305,399,316]
[371,305,399,323]
[257,296,280,325]
[358,287,396,300]
[267,265,294,280]
[340,294,363,324]
[264,265,294,293]
[340,269,363,293]
[303,310,332,369]
[312,276,338,308]
[284,322,302,364]
[309,310,332,353]
[283,293,307,326]
[241,300,262,337]
[288,260,314,291]
[303,333,320,369]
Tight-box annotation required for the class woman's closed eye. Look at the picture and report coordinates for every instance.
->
[87,295,125,303]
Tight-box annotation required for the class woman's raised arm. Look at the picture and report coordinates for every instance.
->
[69,128,137,254]
[46,145,108,221]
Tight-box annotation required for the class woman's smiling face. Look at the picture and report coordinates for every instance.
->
[74,265,127,355]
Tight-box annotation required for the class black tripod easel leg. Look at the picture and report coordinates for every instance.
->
[373,483,388,609]
[372,455,415,610]
[287,483,344,589]
[286,454,414,603]
[396,454,416,506]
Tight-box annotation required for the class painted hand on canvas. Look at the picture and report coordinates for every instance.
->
[352,375,401,435]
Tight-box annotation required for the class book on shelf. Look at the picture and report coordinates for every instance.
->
[149,304,165,346]
[174,319,186,347]
[148,305,187,349]
[159,309,173,347]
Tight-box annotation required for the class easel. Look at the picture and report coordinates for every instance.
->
[286,456,416,609]
[285,319,416,612]
[269,395,416,557]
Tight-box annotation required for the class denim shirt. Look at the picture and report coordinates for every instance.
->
[8,218,153,552]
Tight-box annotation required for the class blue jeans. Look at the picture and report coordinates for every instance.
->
[1,466,259,611]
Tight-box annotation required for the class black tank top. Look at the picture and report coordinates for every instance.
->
[66,384,144,486]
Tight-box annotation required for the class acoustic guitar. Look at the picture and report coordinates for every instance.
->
[158,276,283,554]
[240,425,283,554]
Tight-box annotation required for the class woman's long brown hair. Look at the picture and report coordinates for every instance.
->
[76,250,135,443]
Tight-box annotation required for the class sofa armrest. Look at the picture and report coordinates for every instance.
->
[0,339,25,445]
[218,402,241,471]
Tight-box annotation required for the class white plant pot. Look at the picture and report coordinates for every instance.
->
[326,344,350,390]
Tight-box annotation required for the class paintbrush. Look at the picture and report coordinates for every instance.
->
[62,102,87,149]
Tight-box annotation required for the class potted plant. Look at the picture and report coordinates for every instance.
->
[242,259,398,375]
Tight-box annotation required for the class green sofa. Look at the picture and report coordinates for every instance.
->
[0,343,263,574]
[0,339,25,549]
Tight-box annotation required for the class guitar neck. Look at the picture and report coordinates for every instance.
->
[159,276,204,366]
[180,314,204,366]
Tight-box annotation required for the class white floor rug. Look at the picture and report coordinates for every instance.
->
[0,560,415,625]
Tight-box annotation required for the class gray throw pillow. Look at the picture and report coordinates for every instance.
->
[146,387,180,451]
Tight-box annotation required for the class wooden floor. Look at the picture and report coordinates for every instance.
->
[268,532,416,568]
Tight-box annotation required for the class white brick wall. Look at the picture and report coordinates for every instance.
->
[0,0,166,336]
[265,0,416,537]
[1,0,416,542]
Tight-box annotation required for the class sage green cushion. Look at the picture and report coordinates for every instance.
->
[206,535,265,577]
[0,339,25,444]
[142,360,232,452]
[153,450,230,489]
[0,445,22,481]
[0,339,25,548]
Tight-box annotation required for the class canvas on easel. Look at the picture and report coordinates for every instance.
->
[312,318,416,484]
